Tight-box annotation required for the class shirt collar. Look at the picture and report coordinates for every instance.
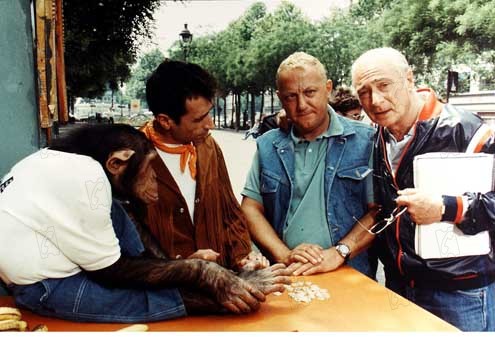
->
[384,124,415,144]
[290,106,343,143]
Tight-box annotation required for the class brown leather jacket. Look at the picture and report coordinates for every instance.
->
[144,135,252,269]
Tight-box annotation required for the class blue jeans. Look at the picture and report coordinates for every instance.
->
[11,200,186,323]
[405,283,495,331]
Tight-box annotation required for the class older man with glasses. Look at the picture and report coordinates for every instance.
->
[352,47,495,331]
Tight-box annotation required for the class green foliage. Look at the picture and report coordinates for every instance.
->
[64,0,162,100]
[120,0,495,107]
[350,0,395,21]
[456,0,495,51]
[371,0,495,94]
[126,49,165,102]
[245,2,313,91]
[308,11,383,86]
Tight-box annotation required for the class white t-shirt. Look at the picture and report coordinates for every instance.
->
[156,147,196,223]
[0,149,121,285]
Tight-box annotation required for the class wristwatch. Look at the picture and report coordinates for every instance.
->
[335,242,351,263]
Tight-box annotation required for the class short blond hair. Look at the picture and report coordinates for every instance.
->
[276,52,327,87]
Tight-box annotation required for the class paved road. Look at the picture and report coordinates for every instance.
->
[210,129,256,202]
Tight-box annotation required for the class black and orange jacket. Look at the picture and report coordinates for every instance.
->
[373,88,495,291]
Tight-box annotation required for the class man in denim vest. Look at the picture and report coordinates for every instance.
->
[241,52,378,278]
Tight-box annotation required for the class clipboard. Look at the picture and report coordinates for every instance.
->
[413,152,493,259]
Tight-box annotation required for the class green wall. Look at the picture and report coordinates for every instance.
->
[0,0,41,178]
[0,0,41,295]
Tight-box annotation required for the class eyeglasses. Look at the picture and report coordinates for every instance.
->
[353,206,408,235]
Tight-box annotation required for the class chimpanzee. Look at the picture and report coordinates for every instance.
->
[0,124,290,323]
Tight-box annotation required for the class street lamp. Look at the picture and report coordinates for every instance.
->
[179,23,193,62]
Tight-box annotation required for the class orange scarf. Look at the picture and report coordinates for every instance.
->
[141,121,197,179]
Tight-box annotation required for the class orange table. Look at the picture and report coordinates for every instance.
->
[0,266,457,331]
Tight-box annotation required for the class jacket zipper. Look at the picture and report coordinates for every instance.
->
[380,126,418,276]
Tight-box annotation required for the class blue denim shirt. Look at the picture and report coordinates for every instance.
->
[256,108,375,277]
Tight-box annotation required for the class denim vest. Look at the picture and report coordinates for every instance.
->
[257,110,375,277]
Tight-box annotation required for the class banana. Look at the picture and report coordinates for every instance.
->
[0,319,27,331]
[0,307,21,321]
[116,324,149,332]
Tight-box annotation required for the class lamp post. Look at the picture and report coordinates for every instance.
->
[179,23,193,62]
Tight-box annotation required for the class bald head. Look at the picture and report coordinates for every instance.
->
[351,47,410,85]
[351,47,423,140]
[276,52,327,88]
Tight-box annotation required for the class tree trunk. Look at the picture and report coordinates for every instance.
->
[260,89,265,121]
[68,95,75,115]
[250,92,256,127]
[243,92,249,128]
[212,99,217,126]
[216,97,220,127]
[230,94,234,128]
[223,96,227,128]
[235,93,241,131]
[270,87,274,114]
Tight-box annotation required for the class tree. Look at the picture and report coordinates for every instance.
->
[308,11,383,86]
[64,0,162,105]
[126,49,165,102]
[372,0,495,95]
[245,2,313,114]
[350,0,395,21]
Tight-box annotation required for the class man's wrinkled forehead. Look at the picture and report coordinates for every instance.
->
[277,53,326,86]
[352,52,408,87]
[276,64,327,90]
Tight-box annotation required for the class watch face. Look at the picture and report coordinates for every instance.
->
[337,244,350,257]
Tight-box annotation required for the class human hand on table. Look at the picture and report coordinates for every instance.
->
[187,249,220,262]
[284,243,324,265]
[286,247,345,276]
[238,251,270,271]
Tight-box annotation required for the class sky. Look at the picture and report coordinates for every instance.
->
[141,0,351,55]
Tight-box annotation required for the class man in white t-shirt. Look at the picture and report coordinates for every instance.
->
[0,124,289,322]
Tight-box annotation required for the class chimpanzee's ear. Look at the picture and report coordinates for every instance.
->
[156,113,174,130]
[106,149,136,176]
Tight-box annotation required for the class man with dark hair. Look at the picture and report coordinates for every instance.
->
[142,60,267,270]
[0,124,289,323]
[329,86,363,121]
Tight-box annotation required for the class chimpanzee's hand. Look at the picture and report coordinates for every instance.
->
[198,261,266,314]
[237,263,292,295]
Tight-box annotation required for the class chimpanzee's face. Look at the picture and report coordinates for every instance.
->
[132,152,159,204]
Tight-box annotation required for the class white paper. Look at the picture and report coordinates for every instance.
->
[413,152,493,259]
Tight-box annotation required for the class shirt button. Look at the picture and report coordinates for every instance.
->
[179,208,184,214]
[195,198,200,204]
[308,149,313,153]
